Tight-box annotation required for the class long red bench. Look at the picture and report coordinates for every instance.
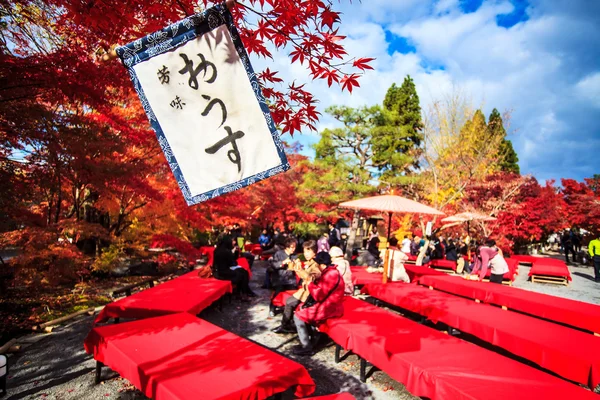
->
[362,283,600,388]
[95,275,232,324]
[85,313,315,399]
[320,298,597,399]
[404,264,446,282]
[429,259,457,271]
[419,275,600,334]
[510,254,543,265]
[349,266,384,286]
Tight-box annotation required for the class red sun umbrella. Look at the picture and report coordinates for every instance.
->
[339,195,444,238]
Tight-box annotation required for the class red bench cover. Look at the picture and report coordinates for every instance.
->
[529,259,572,281]
[350,267,384,286]
[419,275,600,333]
[85,313,315,399]
[95,276,232,323]
[429,259,457,270]
[403,265,446,282]
[362,283,600,388]
[510,254,543,265]
[320,298,597,400]
[272,290,296,308]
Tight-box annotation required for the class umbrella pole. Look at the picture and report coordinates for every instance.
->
[387,212,392,240]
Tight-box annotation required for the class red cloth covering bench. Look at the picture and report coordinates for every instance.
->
[95,276,232,324]
[320,297,597,400]
[510,254,543,265]
[85,313,315,399]
[404,254,418,264]
[429,259,457,271]
[419,275,600,334]
[272,289,296,308]
[362,283,600,388]
[350,266,384,286]
[403,264,446,283]
[528,258,571,284]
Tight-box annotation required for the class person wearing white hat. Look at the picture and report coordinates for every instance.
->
[329,246,354,295]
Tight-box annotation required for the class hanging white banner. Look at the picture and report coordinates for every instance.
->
[116,4,289,205]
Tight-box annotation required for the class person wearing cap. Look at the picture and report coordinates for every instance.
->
[329,246,353,295]
[272,240,321,334]
[292,251,344,355]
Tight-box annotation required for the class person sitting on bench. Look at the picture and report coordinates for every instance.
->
[292,252,344,356]
[272,240,321,333]
[213,235,254,301]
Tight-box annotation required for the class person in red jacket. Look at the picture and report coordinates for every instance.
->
[292,252,344,356]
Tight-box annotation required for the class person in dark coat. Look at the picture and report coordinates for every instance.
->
[268,237,298,316]
[213,235,253,301]
[328,222,341,247]
[445,239,458,261]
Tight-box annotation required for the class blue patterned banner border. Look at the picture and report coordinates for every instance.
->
[116,4,290,205]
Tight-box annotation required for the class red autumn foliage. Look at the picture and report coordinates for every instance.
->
[150,234,201,263]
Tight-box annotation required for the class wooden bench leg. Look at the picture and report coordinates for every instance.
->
[335,344,342,363]
[95,361,104,384]
[114,318,120,324]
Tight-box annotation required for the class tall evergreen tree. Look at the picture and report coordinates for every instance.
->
[489,108,520,174]
[371,76,424,185]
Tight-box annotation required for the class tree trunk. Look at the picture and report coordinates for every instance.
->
[54,173,62,224]
[345,211,361,259]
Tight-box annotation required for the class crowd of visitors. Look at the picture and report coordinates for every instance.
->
[208,220,599,357]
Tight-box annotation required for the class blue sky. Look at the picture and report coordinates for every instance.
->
[250,0,600,183]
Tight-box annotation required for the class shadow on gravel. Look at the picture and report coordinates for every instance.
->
[573,272,597,282]
[6,314,98,400]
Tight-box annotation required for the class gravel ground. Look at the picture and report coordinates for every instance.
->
[4,253,598,400]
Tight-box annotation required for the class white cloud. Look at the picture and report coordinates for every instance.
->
[576,72,600,109]
[247,0,600,182]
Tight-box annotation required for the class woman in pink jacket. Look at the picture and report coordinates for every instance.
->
[293,252,344,355]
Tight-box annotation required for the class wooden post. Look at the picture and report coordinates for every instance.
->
[382,247,390,284]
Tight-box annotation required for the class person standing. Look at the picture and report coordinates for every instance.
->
[401,235,412,254]
[588,234,600,282]
[328,222,341,248]
[562,231,574,264]
[317,233,330,253]
[410,236,421,256]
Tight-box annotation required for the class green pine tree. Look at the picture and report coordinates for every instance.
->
[489,108,520,174]
[371,76,424,185]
